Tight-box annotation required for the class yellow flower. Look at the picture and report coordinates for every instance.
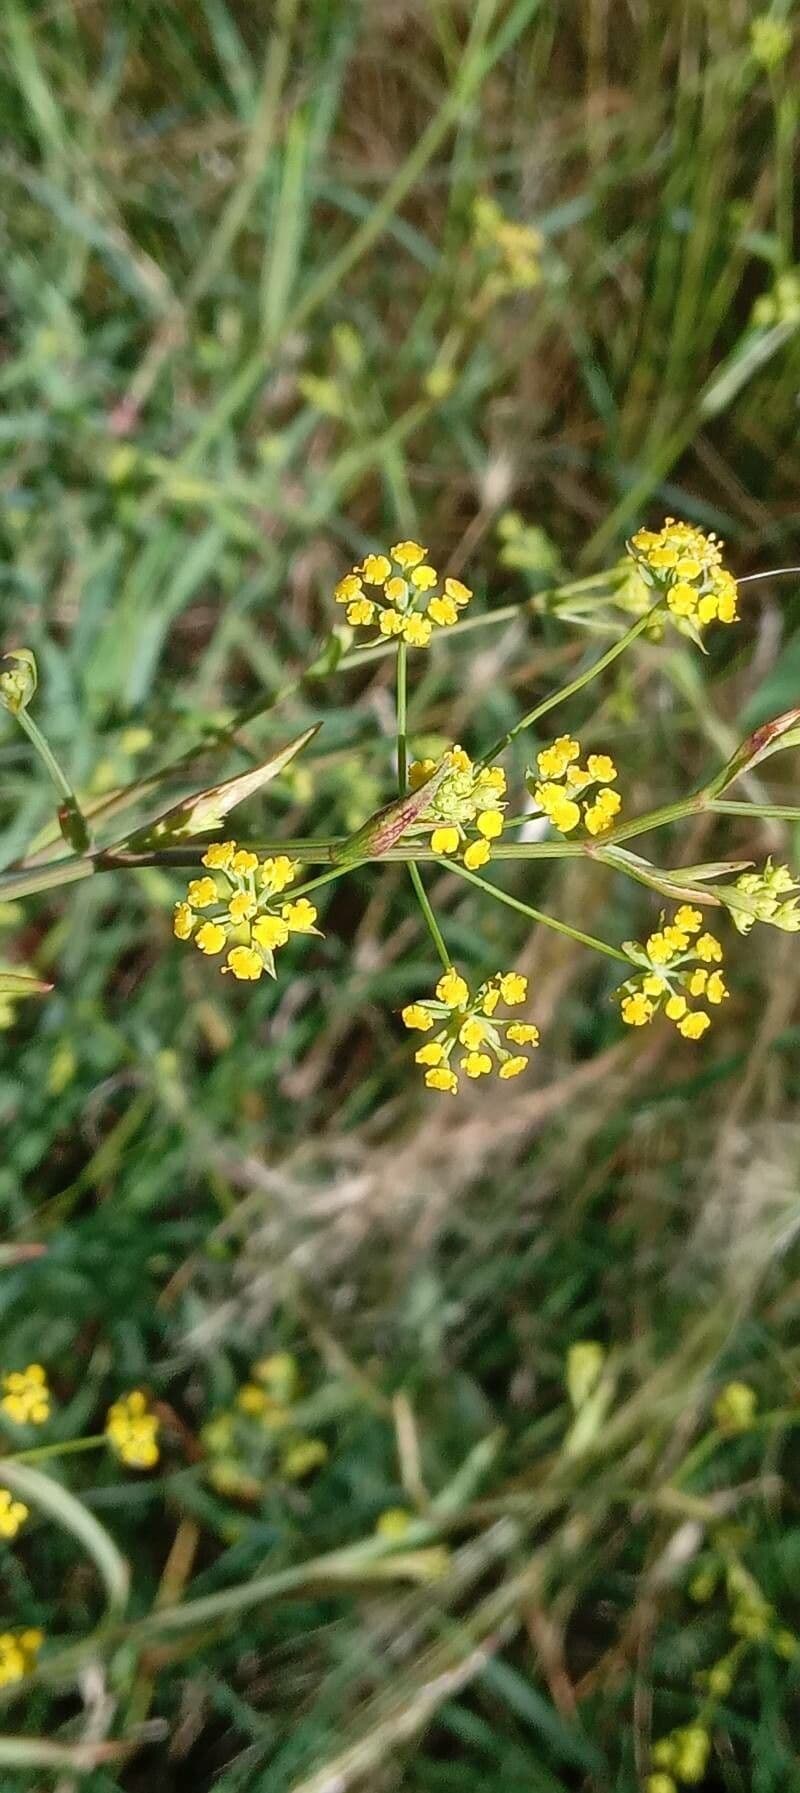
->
[673,905,702,933]
[0,1628,43,1687]
[404,969,540,1093]
[410,563,438,591]
[464,838,491,869]
[621,993,654,1026]
[696,931,723,962]
[261,855,297,894]
[714,1379,757,1434]
[105,1390,160,1469]
[531,739,622,835]
[627,517,738,637]
[1,1364,50,1425]
[425,1066,458,1093]
[617,908,727,1040]
[195,920,227,955]
[231,849,259,876]
[537,736,580,779]
[459,1016,487,1048]
[477,808,503,840]
[427,594,456,626]
[186,876,218,909]
[390,540,426,568]
[334,572,364,602]
[436,968,469,1007]
[461,1051,492,1078]
[376,1507,413,1539]
[0,1488,28,1538]
[431,825,461,856]
[402,613,433,646]
[228,890,257,924]
[332,547,472,644]
[173,902,195,940]
[224,945,264,980]
[282,898,318,933]
[678,1011,710,1039]
[586,753,616,782]
[281,1437,328,1479]
[498,1055,528,1079]
[402,1003,434,1031]
[252,914,290,950]
[362,554,392,583]
[498,973,527,1004]
[202,840,236,870]
[347,596,376,626]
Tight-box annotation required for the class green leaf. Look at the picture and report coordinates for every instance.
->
[114,725,320,850]
[0,969,53,998]
[0,1462,130,1618]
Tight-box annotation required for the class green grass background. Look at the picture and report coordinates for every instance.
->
[2,1,800,1787]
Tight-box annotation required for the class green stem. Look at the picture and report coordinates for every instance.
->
[2,1434,105,1467]
[396,640,408,792]
[445,859,631,964]
[709,800,800,823]
[408,862,451,970]
[479,606,660,767]
[15,710,90,852]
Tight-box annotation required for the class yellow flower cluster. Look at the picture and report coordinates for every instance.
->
[472,196,543,297]
[334,541,471,646]
[173,841,320,981]
[628,518,738,633]
[105,1390,160,1469]
[0,1627,43,1688]
[1,1363,50,1425]
[203,1352,328,1494]
[402,967,539,1094]
[649,1724,710,1790]
[0,1487,28,1539]
[409,746,506,869]
[617,906,727,1040]
[530,736,621,835]
[727,858,800,934]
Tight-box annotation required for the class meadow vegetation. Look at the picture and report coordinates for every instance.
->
[1,2,800,1788]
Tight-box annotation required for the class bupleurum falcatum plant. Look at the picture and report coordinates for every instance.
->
[2,520,800,1099]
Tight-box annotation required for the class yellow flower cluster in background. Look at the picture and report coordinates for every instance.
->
[1,1363,50,1425]
[647,1724,711,1791]
[0,1488,28,1539]
[203,1351,329,1496]
[529,736,622,835]
[472,195,543,299]
[409,746,506,869]
[617,906,728,1039]
[628,518,738,633]
[105,1390,160,1469]
[334,541,471,646]
[0,1627,43,1688]
[402,967,539,1094]
[174,841,320,981]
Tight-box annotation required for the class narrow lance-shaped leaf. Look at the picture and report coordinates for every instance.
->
[706,707,800,797]
[331,761,453,866]
[115,726,321,851]
[0,970,53,998]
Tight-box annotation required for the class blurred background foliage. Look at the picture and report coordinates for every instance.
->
[1,0,800,1787]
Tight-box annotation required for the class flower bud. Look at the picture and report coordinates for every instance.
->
[0,649,37,715]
